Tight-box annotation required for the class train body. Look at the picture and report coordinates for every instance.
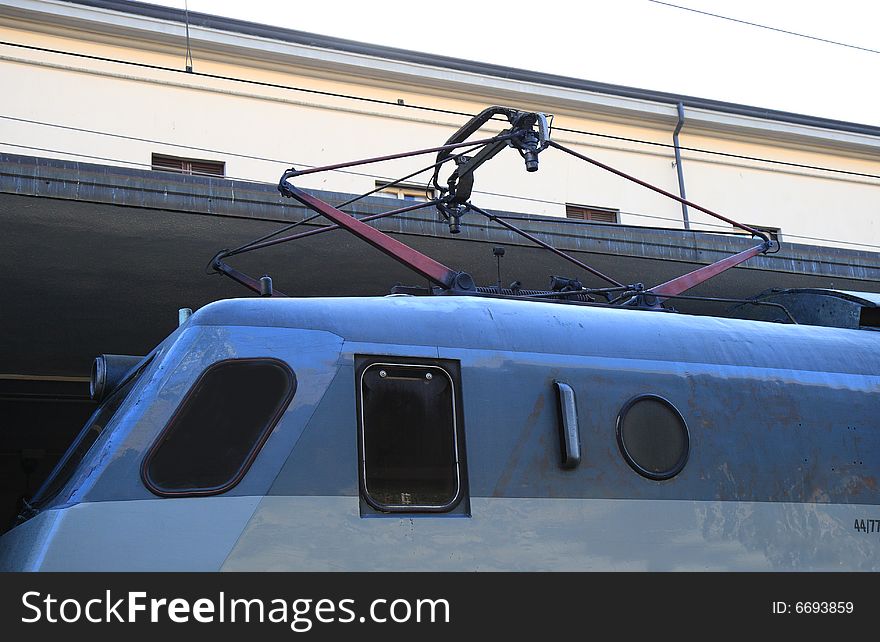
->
[1,294,878,571]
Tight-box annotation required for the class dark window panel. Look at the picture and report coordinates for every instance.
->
[616,395,689,481]
[143,359,295,496]
[358,361,463,512]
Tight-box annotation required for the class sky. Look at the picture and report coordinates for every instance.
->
[144,0,880,127]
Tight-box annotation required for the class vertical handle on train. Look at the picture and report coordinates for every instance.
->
[554,381,581,469]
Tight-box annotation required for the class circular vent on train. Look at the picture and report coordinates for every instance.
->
[616,395,689,480]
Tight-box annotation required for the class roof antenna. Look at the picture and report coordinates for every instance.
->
[493,246,505,290]
[184,0,194,73]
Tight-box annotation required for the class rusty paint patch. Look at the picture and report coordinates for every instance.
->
[492,392,546,497]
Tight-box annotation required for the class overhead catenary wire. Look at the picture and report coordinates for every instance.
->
[2,138,878,252]
[10,112,877,196]
[647,0,880,56]
[551,125,880,180]
[2,40,880,180]
[0,41,470,117]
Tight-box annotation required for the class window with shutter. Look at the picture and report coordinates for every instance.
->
[375,181,431,202]
[151,154,225,177]
[732,224,782,243]
[565,204,619,223]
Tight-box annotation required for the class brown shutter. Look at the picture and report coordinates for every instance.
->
[565,204,619,223]
[152,154,225,177]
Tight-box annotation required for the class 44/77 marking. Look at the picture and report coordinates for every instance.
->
[854,519,880,533]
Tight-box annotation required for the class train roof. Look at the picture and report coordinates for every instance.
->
[189,295,880,376]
